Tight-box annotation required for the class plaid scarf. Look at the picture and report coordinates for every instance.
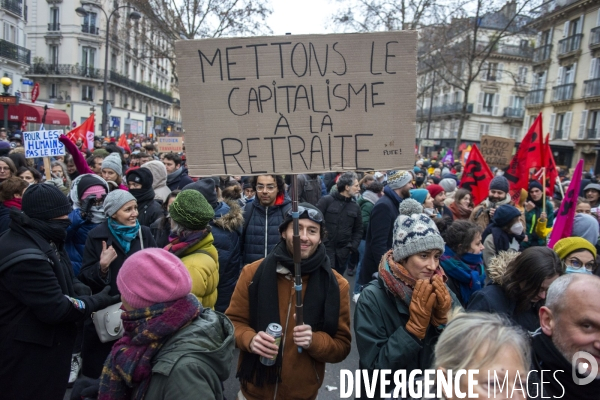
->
[98,294,201,400]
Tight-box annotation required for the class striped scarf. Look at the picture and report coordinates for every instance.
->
[378,250,417,305]
[98,294,201,400]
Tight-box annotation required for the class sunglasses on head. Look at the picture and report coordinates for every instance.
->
[287,206,323,223]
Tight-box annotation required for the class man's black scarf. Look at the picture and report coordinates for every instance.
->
[237,241,340,389]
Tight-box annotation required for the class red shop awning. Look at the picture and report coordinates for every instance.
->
[7,104,70,125]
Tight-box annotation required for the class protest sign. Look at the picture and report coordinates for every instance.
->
[480,135,515,169]
[156,137,183,153]
[23,130,65,158]
[175,31,417,176]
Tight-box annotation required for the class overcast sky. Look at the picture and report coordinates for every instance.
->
[267,0,338,36]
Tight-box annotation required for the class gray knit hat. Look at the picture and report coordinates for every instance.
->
[392,198,445,262]
[489,175,509,193]
[104,189,136,218]
[584,183,600,193]
[102,153,123,176]
[387,170,414,190]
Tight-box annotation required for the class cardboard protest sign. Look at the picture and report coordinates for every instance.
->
[480,135,515,169]
[175,32,417,176]
[157,137,183,153]
[23,130,65,158]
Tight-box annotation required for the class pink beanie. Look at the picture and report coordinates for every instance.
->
[82,185,107,200]
[117,248,192,309]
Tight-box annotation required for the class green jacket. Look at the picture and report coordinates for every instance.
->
[522,200,554,248]
[357,191,379,237]
[144,309,235,400]
[355,278,461,398]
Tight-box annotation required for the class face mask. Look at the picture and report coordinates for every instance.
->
[416,177,425,186]
[424,208,436,216]
[90,206,106,224]
[565,266,593,275]
[510,222,524,236]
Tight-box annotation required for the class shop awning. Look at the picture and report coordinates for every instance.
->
[6,104,70,126]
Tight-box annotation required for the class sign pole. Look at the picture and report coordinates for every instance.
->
[291,174,303,353]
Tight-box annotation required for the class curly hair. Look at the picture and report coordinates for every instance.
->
[443,220,482,257]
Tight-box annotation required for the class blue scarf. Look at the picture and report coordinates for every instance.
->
[440,245,485,304]
[108,218,140,254]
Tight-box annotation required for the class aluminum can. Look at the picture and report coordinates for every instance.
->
[260,323,282,366]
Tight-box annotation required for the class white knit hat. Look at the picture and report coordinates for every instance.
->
[393,199,445,261]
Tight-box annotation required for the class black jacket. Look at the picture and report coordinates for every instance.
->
[467,284,540,332]
[0,223,89,400]
[167,168,193,191]
[150,215,171,248]
[137,198,164,228]
[288,174,322,206]
[358,186,402,286]
[78,220,157,296]
[317,192,362,268]
[0,203,9,235]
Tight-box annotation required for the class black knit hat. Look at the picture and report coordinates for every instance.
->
[126,168,153,190]
[22,183,72,220]
[77,174,104,200]
[183,178,219,209]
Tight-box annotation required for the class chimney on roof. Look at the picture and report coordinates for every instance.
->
[500,0,518,19]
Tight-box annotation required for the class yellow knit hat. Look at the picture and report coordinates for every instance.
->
[553,237,597,260]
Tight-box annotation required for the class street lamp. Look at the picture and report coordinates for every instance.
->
[0,75,18,130]
[75,3,141,137]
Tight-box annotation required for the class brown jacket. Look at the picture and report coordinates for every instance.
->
[225,259,352,400]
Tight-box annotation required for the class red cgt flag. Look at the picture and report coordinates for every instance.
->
[459,144,493,206]
[66,115,94,151]
[118,134,131,153]
[504,113,543,196]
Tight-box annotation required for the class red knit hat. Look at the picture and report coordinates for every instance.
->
[427,184,445,199]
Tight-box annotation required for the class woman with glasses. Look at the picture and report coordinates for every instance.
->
[468,247,563,332]
[0,156,16,184]
[553,237,597,275]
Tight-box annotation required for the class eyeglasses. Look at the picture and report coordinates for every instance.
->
[287,206,323,223]
[564,258,596,272]
[256,184,277,192]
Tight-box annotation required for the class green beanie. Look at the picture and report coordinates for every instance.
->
[170,189,214,230]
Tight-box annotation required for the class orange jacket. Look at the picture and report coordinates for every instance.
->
[225,259,352,400]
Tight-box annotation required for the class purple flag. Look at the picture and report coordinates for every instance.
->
[548,159,584,248]
[442,149,454,165]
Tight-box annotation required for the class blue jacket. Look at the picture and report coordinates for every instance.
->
[358,186,402,286]
[66,209,100,276]
[242,196,291,265]
[210,200,244,313]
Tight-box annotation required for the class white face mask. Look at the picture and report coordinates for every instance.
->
[510,222,524,236]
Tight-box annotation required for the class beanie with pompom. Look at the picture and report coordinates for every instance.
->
[393,198,445,262]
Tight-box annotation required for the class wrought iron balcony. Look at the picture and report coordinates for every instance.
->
[475,43,533,59]
[525,89,545,105]
[1,0,22,16]
[533,44,552,63]
[417,102,473,118]
[81,24,99,35]
[584,78,600,98]
[558,34,582,55]
[554,129,565,140]
[552,83,575,102]
[588,128,599,139]
[0,39,30,65]
[503,107,524,119]
[48,22,60,31]
[591,27,600,48]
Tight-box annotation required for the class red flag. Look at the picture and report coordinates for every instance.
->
[66,115,95,151]
[548,159,584,247]
[118,134,131,153]
[459,145,493,206]
[504,113,544,195]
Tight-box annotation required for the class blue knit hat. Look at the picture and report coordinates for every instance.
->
[492,204,521,228]
[410,189,428,205]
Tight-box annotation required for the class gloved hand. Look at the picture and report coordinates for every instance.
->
[80,195,96,222]
[81,286,120,313]
[44,177,65,188]
[430,275,452,327]
[405,280,436,340]
[70,376,100,400]
[73,281,92,296]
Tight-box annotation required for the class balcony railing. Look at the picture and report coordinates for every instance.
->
[554,129,565,140]
[591,27,600,48]
[552,83,575,101]
[476,43,533,59]
[503,107,524,119]
[47,22,60,31]
[558,34,583,55]
[28,63,173,103]
[417,102,473,118]
[0,39,30,65]
[588,128,599,139]
[533,44,552,63]
[81,24,99,35]
[525,89,545,105]
[584,78,600,97]
[1,0,22,16]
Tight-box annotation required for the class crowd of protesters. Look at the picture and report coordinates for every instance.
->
[0,129,599,400]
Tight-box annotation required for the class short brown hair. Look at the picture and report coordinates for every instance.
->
[0,176,28,201]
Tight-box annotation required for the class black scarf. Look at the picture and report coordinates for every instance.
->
[10,208,71,246]
[531,331,600,399]
[130,187,156,206]
[237,241,340,389]
[482,224,524,254]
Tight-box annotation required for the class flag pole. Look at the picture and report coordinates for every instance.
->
[542,167,547,214]
[291,174,303,353]
[557,176,565,198]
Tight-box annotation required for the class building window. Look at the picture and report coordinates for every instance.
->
[49,45,58,65]
[517,67,528,84]
[486,63,498,81]
[124,58,130,78]
[3,22,16,44]
[510,126,519,139]
[49,83,57,98]
[111,53,117,72]
[49,7,59,30]
[82,47,95,72]
[83,12,97,34]
[479,123,490,136]
[588,110,600,139]
[482,93,494,114]
[82,85,94,101]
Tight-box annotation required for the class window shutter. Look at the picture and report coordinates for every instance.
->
[577,15,584,34]
[542,71,547,87]
[536,32,542,46]
[509,95,515,109]
[563,21,570,37]
[556,66,564,86]
[477,92,484,114]
[591,58,599,79]
[549,113,556,139]
[564,111,573,140]
[497,63,504,81]
[523,67,528,84]
[578,110,588,139]
[597,9,600,27]
[493,93,500,116]
[572,62,578,82]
